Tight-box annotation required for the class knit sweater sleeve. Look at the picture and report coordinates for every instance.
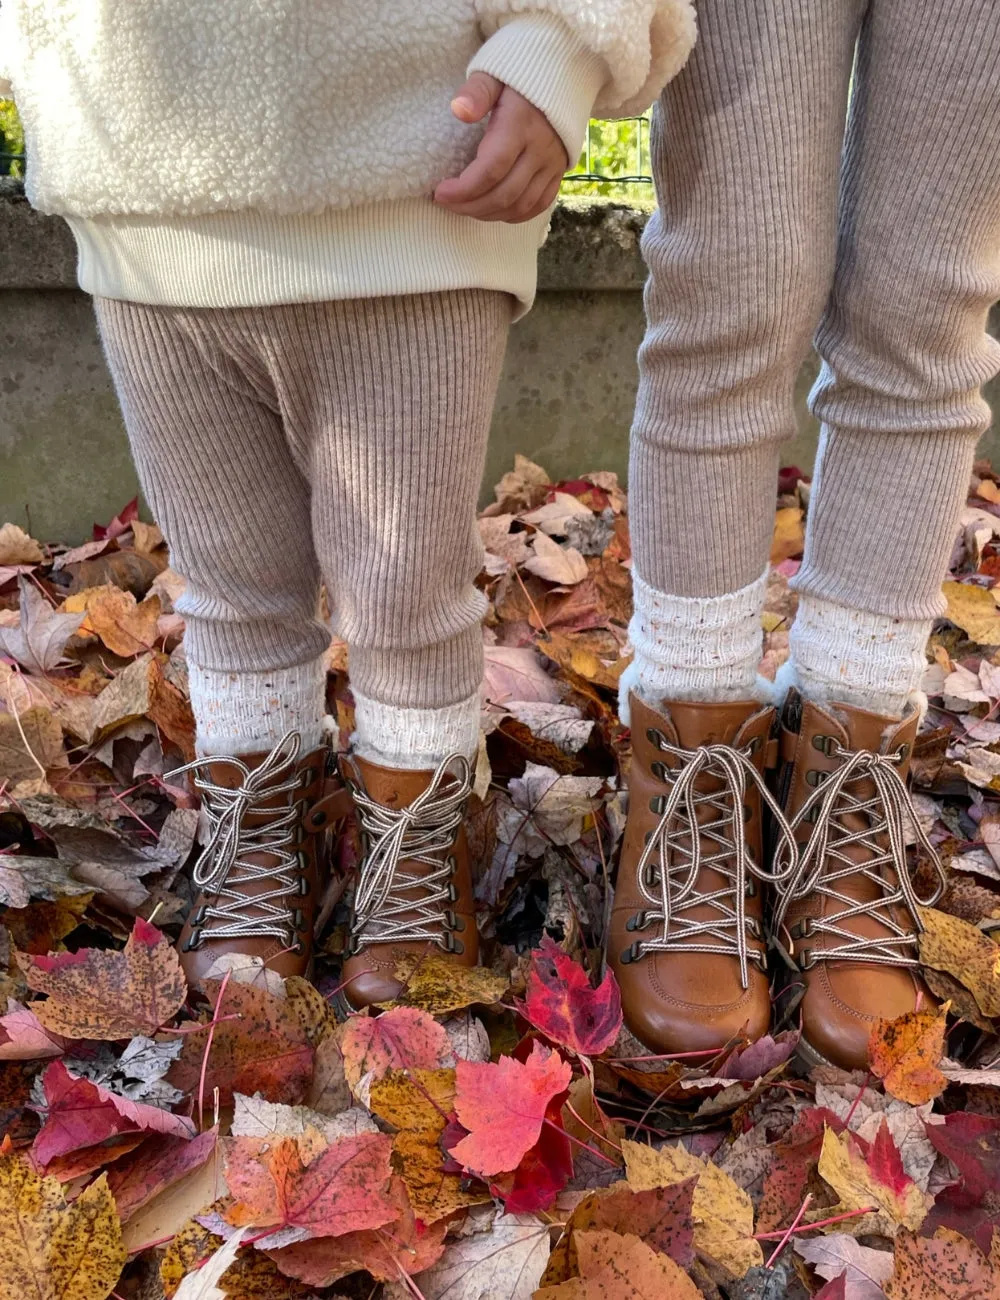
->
[468,1,696,161]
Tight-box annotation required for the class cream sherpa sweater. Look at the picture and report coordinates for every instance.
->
[0,1,695,314]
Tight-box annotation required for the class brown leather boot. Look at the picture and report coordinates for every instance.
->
[175,734,349,987]
[772,692,946,1070]
[608,694,797,1055]
[339,753,478,1010]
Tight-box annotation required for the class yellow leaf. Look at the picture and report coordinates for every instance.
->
[63,585,161,658]
[130,521,165,554]
[918,906,1000,1018]
[621,1139,762,1278]
[0,523,44,566]
[816,1127,930,1238]
[0,705,64,785]
[382,953,508,1016]
[0,1154,125,1300]
[368,1069,489,1224]
[535,1230,702,1300]
[868,1004,949,1105]
[770,508,804,564]
[941,581,1000,646]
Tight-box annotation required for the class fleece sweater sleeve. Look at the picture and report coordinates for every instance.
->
[470,0,696,150]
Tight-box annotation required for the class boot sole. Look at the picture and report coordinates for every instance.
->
[794,1034,836,1073]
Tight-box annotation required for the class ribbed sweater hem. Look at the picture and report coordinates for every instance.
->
[67,198,548,318]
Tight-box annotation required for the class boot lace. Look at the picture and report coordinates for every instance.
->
[172,733,310,949]
[772,740,946,967]
[350,754,470,950]
[625,732,799,990]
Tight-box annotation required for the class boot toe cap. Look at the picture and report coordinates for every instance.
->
[614,956,771,1055]
[799,963,934,1071]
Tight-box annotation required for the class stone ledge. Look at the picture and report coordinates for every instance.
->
[0,179,649,293]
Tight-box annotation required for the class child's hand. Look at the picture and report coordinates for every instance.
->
[434,73,568,223]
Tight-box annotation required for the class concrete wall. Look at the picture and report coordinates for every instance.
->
[3,180,999,541]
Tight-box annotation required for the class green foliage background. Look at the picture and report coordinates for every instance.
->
[0,99,24,177]
[0,101,652,199]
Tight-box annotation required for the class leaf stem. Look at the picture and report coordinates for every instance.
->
[754,1205,874,1240]
[764,1193,812,1269]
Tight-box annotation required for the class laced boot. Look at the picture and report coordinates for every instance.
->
[771,691,946,1070]
[339,753,478,1010]
[174,733,349,986]
[608,695,797,1054]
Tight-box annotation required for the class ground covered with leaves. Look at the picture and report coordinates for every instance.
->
[1,458,1000,1300]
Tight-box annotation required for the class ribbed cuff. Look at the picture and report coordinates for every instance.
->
[787,594,931,720]
[352,690,481,769]
[468,14,608,164]
[621,568,769,714]
[189,657,327,757]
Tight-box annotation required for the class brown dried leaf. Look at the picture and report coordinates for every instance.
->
[918,905,1000,1018]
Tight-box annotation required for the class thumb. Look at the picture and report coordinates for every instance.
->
[451,72,503,124]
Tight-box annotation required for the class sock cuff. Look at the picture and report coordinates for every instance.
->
[189,656,327,757]
[352,689,481,769]
[788,594,931,718]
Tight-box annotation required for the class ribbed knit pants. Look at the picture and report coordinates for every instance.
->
[625,0,1000,719]
[96,291,511,762]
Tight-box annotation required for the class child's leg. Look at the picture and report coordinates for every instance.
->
[269,291,511,768]
[95,299,330,756]
[623,0,865,712]
[789,0,1000,717]
[258,291,510,1003]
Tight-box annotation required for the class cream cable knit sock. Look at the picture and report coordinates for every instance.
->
[189,657,327,756]
[785,595,930,720]
[619,569,770,724]
[352,690,481,770]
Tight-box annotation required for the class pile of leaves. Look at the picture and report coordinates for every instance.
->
[0,460,999,1300]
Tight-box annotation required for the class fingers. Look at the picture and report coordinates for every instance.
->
[435,86,568,222]
[450,72,503,124]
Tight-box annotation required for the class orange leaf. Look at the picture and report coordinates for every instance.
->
[868,1006,948,1105]
[770,507,804,564]
[338,1007,452,1093]
[224,1131,396,1239]
[20,918,186,1040]
[167,980,314,1106]
[535,1230,701,1300]
[884,1228,1000,1299]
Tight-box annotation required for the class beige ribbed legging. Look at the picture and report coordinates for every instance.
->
[631,0,1000,616]
[96,291,511,710]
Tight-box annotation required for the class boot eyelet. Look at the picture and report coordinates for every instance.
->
[441,932,465,955]
[446,854,457,873]
[651,761,669,782]
[296,874,311,896]
[311,809,328,828]
[805,769,829,788]
[896,742,910,762]
[446,882,459,902]
[800,947,816,970]
[649,795,667,815]
[182,929,202,953]
[620,941,642,965]
[625,911,647,932]
[745,879,756,898]
[792,917,813,939]
[443,909,464,933]
[646,728,667,750]
[803,803,820,824]
[641,862,660,888]
[193,905,209,926]
[812,734,837,757]
[746,917,761,939]
[290,908,304,930]
[290,938,304,956]
[747,735,763,755]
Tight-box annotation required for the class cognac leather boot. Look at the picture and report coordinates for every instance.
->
[608,694,797,1054]
[339,753,478,1010]
[175,734,349,986]
[772,691,946,1070]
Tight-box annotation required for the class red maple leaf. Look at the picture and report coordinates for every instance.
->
[867,1117,914,1197]
[93,496,139,541]
[106,1128,219,1223]
[451,1040,573,1178]
[813,1275,846,1300]
[757,1107,848,1232]
[490,1098,574,1213]
[522,937,622,1058]
[31,1060,195,1168]
[226,1132,397,1239]
[923,1112,1000,1206]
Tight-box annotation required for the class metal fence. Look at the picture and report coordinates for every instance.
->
[0,117,656,191]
